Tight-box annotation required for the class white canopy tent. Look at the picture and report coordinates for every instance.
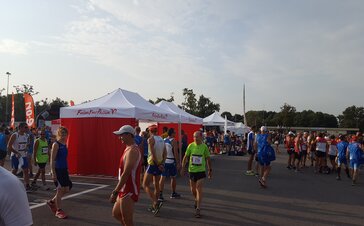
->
[61,89,179,122]
[155,101,203,124]
[59,88,180,176]
[203,111,235,126]
[226,122,250,136]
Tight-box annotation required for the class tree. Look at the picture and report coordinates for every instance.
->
[195,95,220,118]
[13,84,39,95]
[338,106,364,131]
[278,103,296,127]
[221,111,233,121]
[149,95,174,105]
[181,88,197,115]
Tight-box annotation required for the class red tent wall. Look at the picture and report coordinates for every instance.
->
[157,123,202,144]
[61,117,137,176]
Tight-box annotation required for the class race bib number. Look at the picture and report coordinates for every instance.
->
[191,155,203,165]
[18,143,27,150]
[42,147,48,154]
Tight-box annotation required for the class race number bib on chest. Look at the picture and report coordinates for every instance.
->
[42,147,48,154]
[18,143,27,151]
[191,155,203,165]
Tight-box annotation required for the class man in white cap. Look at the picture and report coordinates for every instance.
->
[110,125,142,226]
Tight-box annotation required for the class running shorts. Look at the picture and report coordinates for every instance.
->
[189,171,206,182]
[11,156,28,169]
[146,164,162,176]
[54,168,73,189]
[162,163,177,177]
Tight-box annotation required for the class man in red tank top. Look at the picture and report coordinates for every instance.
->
[110,125,141,226]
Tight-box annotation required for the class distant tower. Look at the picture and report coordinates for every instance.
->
[243,84,247,126]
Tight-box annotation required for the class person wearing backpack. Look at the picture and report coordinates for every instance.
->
[255,126,272,188]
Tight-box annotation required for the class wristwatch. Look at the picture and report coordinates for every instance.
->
[112,190,119,196]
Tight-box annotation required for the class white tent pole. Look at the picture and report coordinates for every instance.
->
[178,114,182,164]
[224,115,227,134]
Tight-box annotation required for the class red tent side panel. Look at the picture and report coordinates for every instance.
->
[157,123,202,144]
[61,117,137,176]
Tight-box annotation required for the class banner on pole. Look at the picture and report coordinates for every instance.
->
[24,93,35,128]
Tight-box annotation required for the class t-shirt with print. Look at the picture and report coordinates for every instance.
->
[186,142,210,173]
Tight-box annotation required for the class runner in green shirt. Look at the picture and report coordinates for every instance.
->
[32,129,49,190]
[181,131,212,218]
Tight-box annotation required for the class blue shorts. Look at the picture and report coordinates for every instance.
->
[337,157,347,166]
[350,161,360,170]
[258,156,271,166]
[146,164,162,176]
[162,163,177,177]
[11,156,29,169]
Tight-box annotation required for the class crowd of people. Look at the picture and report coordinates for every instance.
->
[244,128,364,187]
[283,131,364,185]
[0,124,72,225]
[1,121,363,226]
[111,124,212,225]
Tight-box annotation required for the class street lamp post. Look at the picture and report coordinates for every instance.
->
[5,72,11,125]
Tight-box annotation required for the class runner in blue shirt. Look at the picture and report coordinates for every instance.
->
[336,135,350,180]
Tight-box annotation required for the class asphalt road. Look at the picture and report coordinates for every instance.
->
[3,147,364,226]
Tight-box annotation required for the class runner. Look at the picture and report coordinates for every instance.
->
[285,132,295,169]
[7,122,31,191]
[301,132,309,167]
[315,133,328,174]
[134,126,144,158]
[294,132,303,173]
[143,124,166,215]
[0,166,33,226]
[181,131,212,218]
[27,127,37,178]
[159,128,181,201]
[245,126,257,176]
[255,126,273,188]
[328,135,338,172]
[347,135,362,186]
[31,129,50,190]
[336,135,350,180]
[110,125,142,226]
[47,126,72,219]
[307,131,317,166]
[0,127,8,167]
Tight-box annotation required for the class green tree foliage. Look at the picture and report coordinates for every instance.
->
[181,88,198,114]
[338,106,364,131]
[149,95,174,105]
[221,112,233,121]
[195,95,220,118]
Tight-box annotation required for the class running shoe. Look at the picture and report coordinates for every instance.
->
[170,192,181,199]
[195,208,201,218]
[55,209,67,219]
[152,201,163,216]
[47,200,57,214]
[245,171,255,176]
[258,179,267,188]
[158,193,164,202]
[336,176,341,180]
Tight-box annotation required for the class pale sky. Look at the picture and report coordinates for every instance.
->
[0,0,363,116]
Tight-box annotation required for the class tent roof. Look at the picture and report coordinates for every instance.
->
[155,101,203,124]
[203,111,235,126]
[60,89,179,122]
